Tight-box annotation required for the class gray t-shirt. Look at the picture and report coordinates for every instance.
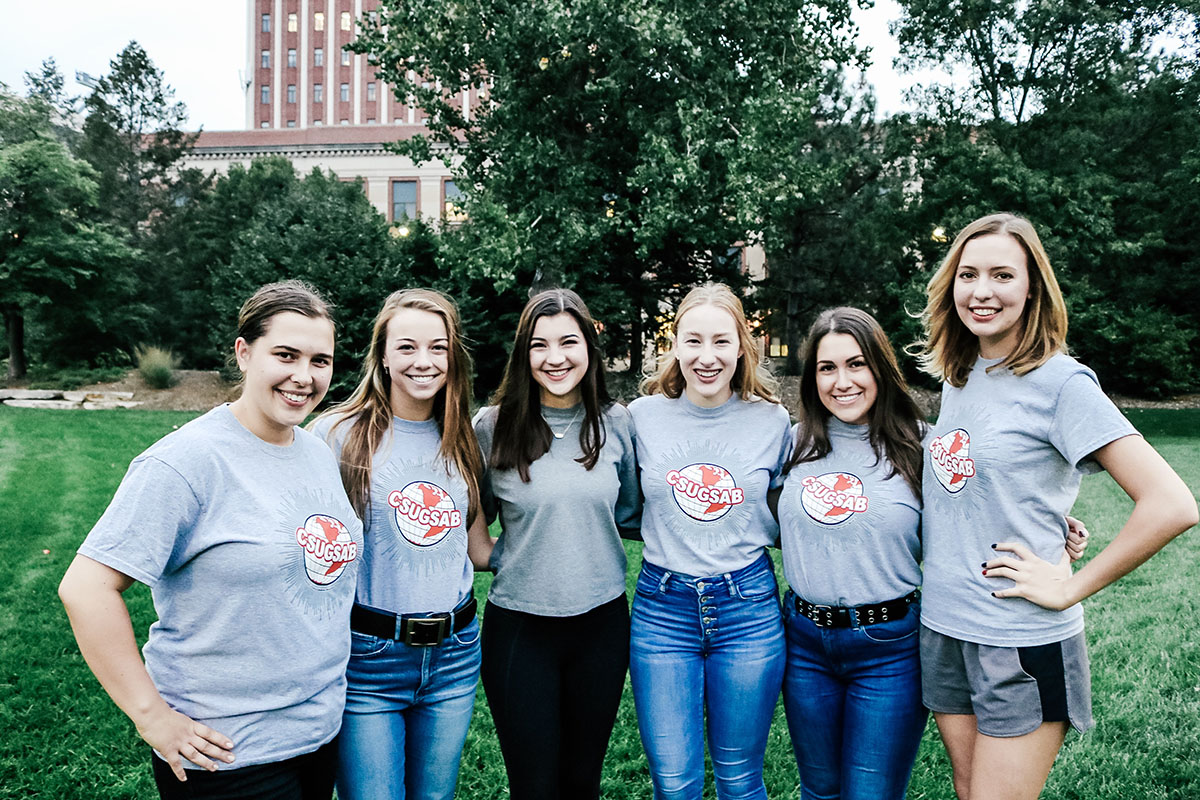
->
[474,402,641,616]
[629,393,792,576]
[779,418,922,607]
[312,414,474,614]
[79,404,363,769]
[922,354,1139,647]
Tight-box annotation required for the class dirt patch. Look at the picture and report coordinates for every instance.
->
[78,370,240,412]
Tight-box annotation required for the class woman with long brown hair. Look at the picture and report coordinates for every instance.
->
[311,288,491,800]
[473,288,640,800]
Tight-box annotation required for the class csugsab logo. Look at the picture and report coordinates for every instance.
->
[929,428,976,494]
[295,514,358,586]
[666,463,745,522]
[800,472,869,525]
[389,481,463,547]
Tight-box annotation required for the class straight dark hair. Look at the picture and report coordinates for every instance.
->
[785,307,925,496]
[490,289,611,482]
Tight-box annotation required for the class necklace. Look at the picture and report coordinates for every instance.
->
[544,407,582,439]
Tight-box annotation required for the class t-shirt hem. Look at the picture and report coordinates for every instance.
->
[920,614,1084,648]
[487,588,627,617]
[166,726,339,772]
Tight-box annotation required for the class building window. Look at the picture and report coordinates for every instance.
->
[287,13,298,32]
[340,118,349,125]
[444,180,467,222]
[340,83,350,102]
[341,11,352,30]
[367,117,376,124]
[286,119,296,128]
[392,180,417,220]
[287,49,296,68]
[341,49,351,67]
[768,337,789,358]
[369,11,378,24]
[260,50,270,68]
[260,85,270,104]
[314,48,323,67]
[314,119,323,126]
[314,11,324,30]
[313,83,323,103]
[287,84,296,103]
[260,120,270,128]
[367,82,376,102]
[261,13,270,32]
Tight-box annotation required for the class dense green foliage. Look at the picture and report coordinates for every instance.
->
[1,408,1197,797]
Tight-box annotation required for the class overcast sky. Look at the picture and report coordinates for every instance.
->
[1,0,941,131]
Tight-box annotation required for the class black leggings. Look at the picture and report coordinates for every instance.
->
[151,738,336,800]
[481,595,630,800]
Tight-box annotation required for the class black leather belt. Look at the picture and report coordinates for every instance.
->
[790,590,917,629]
[350,594,476,646]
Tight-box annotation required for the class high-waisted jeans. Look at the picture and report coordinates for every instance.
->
[782,590,926,800]
[334,617,481,800]
[629,554,785,800]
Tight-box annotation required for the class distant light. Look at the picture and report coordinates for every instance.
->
[931,226,948,242]
[394,225,411,238]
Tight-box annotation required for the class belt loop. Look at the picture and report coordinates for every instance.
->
[657,569,672,594]
[723,572,736,597]
[849,607,860,629]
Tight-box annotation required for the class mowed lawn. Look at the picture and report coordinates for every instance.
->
[0,407,1197,799]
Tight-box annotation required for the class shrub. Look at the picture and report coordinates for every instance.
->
[135,346,180,390]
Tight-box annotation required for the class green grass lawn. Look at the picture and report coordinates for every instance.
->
[1,407,1197,799]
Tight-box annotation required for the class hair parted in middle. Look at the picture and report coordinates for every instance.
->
[312,288,482,522]
[917,212,1068,388]
[489,288,611,482]
[785,307,925,496]
[641,282,779,403]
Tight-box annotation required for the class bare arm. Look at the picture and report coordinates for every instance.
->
[987,435,1198,610]
[58,555,235,781]
[466,512,496,571]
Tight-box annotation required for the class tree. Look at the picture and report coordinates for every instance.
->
[355,0,863,372]
[0,138,134,378]
[77,42,193,239]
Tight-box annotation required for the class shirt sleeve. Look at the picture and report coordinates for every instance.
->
[768,406,794,490]
[77,456,202,587]
[614,409,643,540]
[1049,371,1140,473]
[472,407,499,524]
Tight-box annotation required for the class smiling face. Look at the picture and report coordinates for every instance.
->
[232,311,335,445]
[383,307,449,421]
[675,303,742,408]
[953,233,1032,359]
[529,312,588,408]
[814,333,877,426]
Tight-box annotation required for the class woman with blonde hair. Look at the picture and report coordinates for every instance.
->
[917,213,1197,800]
[312,288,491,800]
[628,283,792,800]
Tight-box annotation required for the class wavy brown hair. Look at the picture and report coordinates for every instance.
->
[917,213,1068,387]
[641,282,779,403]
[490,288,611,482]
[312,289,482,522]
[786,307,924,495]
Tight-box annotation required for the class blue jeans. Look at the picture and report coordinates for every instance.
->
[782,590,927,800]
[334,617,481,800]
[630,554,785,800]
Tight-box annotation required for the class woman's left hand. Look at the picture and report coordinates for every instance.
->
[1065,516,1089,563]
[984,542,1077,611]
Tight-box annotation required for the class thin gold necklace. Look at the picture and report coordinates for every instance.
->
[544,406,582,439]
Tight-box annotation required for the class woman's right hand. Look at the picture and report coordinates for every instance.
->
[136,704,235,781]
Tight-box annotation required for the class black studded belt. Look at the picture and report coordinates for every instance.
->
[350,593,476,646]
[790,590,918,629]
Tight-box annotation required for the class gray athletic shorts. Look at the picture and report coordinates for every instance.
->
[920,625,1093,737]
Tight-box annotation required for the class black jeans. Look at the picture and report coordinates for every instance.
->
[151,738,336,800]
[481,595,630,800]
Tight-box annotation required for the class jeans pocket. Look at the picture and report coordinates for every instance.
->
[349,631,391,658]
[452,618,481,647]
[860,611,919,643]
[634,568,663,598]
[735,571,779,601]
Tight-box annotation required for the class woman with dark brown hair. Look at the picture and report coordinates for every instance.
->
[473,288,640,800]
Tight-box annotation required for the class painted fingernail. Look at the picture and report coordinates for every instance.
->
[990,543,997,549]
[981,562,987,568]
[990,592,997,597]
[981,569,987,575]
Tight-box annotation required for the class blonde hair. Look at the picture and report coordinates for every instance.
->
[917,213,1068,387]
[641,282,779,403]
[312,289,482,522]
